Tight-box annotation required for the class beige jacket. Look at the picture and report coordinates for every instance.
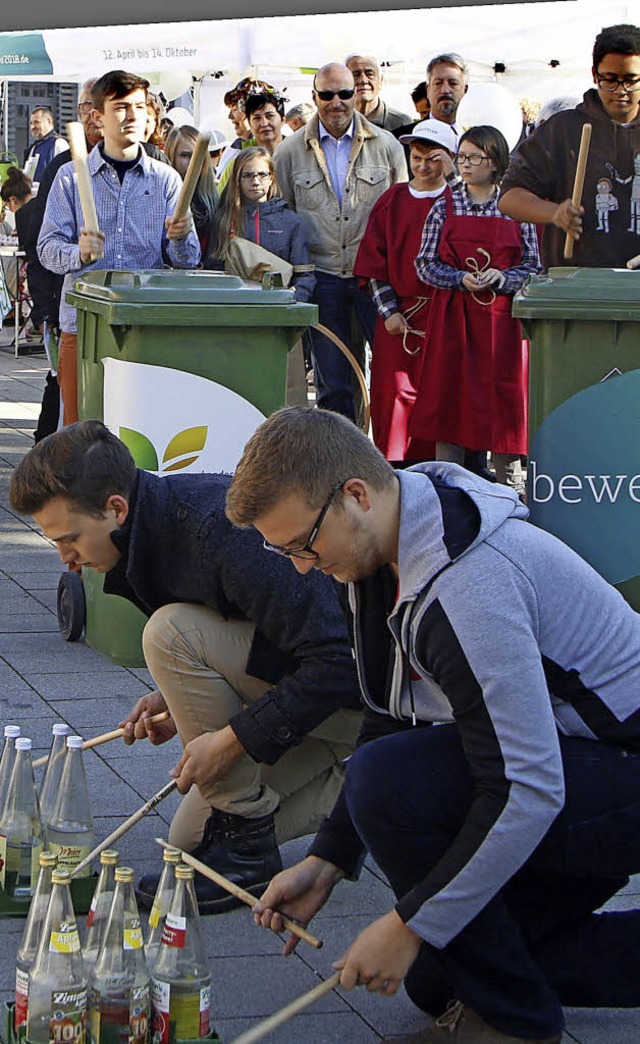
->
[273,111,408,277]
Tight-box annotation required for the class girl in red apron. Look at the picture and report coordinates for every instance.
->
[414,125,541,491]
[353,120,459,463]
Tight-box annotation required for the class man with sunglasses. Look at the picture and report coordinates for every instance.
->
[499,23,640,267]
[274,62,407,422]
[9,420,362,915]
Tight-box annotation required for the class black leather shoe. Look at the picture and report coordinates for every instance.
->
[136,807,283,916]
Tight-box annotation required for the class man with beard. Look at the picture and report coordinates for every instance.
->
[23,107,69,182]
[426,52,469,139]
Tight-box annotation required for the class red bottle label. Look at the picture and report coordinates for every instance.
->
[160,913,186,948]
[14,968,28,1033]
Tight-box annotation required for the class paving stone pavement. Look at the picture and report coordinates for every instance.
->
[0,334,638,1042]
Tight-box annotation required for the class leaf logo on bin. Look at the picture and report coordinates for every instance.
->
[119,425,208,473]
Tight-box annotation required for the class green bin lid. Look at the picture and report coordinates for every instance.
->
[513,267,640,321]
[70,268,297,305]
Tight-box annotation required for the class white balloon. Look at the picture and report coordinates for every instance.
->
[145,71,193,103]
[456,83,524,152]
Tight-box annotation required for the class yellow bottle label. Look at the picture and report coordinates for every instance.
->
[124,916,144,950]
[148,900,161,929]
[50,921,81,953]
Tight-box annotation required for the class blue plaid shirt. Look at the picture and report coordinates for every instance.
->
[415,183,541,295]
[38,143,201,332]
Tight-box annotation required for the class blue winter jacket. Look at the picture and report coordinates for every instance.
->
[206,197,315,302]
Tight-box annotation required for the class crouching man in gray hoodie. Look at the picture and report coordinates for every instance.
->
[225,406,640,1044]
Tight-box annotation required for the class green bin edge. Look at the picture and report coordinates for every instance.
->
[2,1003,222,1044]
[513,267,640,322]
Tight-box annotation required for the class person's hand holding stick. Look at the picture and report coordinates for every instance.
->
[563,123,592,260]
[165,130,211,239]
[32,711,171,768]
[66,121,104,263]
[155,837,323,950]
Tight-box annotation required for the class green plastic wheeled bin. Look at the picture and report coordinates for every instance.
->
[62,269,317,667]
[513,266,640,611]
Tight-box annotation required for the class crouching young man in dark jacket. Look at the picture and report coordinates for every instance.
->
[9,420,362,914]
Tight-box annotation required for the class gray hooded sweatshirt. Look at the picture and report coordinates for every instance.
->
[312,462,640,949]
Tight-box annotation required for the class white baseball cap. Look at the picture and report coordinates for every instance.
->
[399,118,457,153]
[207,127,231,152]
[164,107,194,130]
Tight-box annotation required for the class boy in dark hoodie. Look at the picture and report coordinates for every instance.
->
[499,23,640,268]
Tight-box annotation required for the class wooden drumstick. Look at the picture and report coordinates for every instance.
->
[66,121,102,261]
[230,973,342,1043]
[172,131,212,222]
[155,837,323,950]
[70,781,178,877]
[32,711,171,768]
[563,122,592,260]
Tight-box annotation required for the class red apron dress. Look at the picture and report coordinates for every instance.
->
[354,184,441,461]
[410,192,528,455]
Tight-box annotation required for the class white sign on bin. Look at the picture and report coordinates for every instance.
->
[102,357,265,475]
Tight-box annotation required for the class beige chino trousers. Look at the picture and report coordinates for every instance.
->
[142,603,361,851]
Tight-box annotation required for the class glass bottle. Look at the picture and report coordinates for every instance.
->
[144,847,181,970]
[83,849,120,971]
[151,865,211,1044]
[39,723,72,827]
[46,735,95,877]
[26,868,87,1044]
[0,737,44,902]
[0,724,21,799]
[15,850,58,1039]
[89,866,150,1044]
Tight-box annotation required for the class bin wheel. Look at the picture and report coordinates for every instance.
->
[57,571,86,642]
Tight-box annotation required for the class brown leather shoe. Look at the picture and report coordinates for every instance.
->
[436,1001,562,1043]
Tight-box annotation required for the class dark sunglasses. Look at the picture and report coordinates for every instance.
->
[314,88,356,101]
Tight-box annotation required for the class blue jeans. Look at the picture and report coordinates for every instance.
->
[310,271,376,421]
[345,725,640,1039]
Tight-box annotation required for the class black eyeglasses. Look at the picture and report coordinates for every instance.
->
[77,102,94,113]
[263,481,345,560]
[240,171,272,182]
[596,74,640,93]
[457,152,490,166]
[314,89,356,101]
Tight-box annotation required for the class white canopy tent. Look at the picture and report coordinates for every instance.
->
[0,0,637,147]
